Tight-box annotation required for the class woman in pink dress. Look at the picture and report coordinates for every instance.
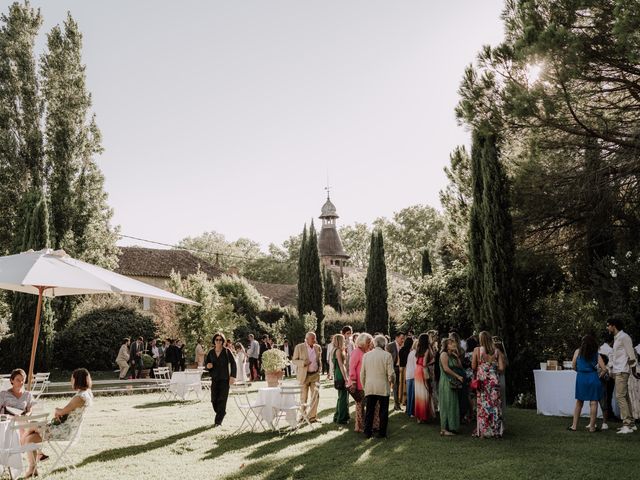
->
[414,333,435,423]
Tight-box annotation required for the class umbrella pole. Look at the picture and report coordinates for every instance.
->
[27,286,45,390]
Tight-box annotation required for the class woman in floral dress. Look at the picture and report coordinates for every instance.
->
[471,331,505,438]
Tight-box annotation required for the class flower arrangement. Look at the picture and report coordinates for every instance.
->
[261,348,290,372]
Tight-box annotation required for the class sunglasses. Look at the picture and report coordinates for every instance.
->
[214,338,223,342]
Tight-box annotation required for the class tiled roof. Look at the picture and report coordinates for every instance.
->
[116,247,225,278]
[116,246,297,306]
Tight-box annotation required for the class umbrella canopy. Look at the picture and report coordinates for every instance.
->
[0,248,199,386]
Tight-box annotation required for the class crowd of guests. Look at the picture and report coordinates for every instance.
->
[115,336,191,379]
[322,327,508,438]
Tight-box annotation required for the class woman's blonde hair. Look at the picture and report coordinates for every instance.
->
[479,331,495,356]
[332,333,345,351]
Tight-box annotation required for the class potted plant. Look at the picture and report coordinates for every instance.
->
[141,353,155,378]
[261,349,290,387]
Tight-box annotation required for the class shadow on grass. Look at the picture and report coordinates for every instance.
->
[76,425,211,467]
[134,400,199,410]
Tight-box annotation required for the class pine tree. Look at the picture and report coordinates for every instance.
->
[0,3,44,255]
[421,249,432,276]
[365,230,389,335]
[10,188,55,370]
[468,129,487,331]
[323,267,341,312]
[306,222,324,341]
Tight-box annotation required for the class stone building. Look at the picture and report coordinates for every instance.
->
[318,194,350,273]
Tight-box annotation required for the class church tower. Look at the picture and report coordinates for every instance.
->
[318,193,350,268]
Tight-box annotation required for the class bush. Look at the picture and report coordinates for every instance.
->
[54,303,157,371]
[323,308,366,339]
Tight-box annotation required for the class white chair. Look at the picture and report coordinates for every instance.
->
[45,412,86,475]
[0,413,48,479]
[229,383,267,434]
[153,367,174,401]
[272,384,313,434]
[29,373,50,402]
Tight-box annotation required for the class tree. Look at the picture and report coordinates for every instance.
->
[323,268,341,313]
[0,2,44,255]
[178,231,262,272]
[296,222,324,341]
[10,188,55,370]
[339,223,371,269]
[365,230,389,335]
[421,249,432,276]
[373,205,444,278]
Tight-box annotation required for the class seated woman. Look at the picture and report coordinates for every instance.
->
[23,368,93,478]
[0,368,34,419]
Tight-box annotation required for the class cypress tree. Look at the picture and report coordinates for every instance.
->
[323,267,341,313]
[296,224,308,318]
[365,230,389,335]
[421,249,432,276]
[10,188,55,370]
[480,130,515,338]
[468,129,487,331]
[306,222,324,341]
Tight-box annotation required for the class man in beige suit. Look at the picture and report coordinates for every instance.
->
[292,331,322,422]
[361,334,395,438]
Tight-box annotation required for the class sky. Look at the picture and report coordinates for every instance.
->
[22,0,506,251]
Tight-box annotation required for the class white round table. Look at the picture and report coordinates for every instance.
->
[0,419,24,478]
[257,387,298,428]
[169,371,203,400]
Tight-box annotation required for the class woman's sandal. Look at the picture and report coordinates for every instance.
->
[24,467,39,478]
[567,426,577,431]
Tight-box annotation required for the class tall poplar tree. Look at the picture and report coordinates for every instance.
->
[11,188,55,370]
[297,224,308,319]
[306,222,324,340]
[323,267,341,312]
[365,230,389,335]
[0,3,44,255]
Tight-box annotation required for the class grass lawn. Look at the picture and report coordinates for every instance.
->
[34,380,639,480]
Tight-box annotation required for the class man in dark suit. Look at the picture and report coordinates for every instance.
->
[259,335,270,380]
[386,332,405,410]
[164,339,180,373]
[129,336,145,379]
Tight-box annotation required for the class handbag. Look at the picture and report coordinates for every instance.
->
[334,378,346,390]
[470,377,482,391]
[448,375,462,389]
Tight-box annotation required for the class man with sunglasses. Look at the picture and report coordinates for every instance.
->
[206,333,237,427]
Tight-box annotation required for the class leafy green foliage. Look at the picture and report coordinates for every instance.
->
[54,303,156,371]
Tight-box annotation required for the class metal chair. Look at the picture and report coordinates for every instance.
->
[229,382,267,433]
[272,384,314,434]
[0,413,48,479]
[29,373,50,402]
[153,367,174,401]
[45,412,86,475]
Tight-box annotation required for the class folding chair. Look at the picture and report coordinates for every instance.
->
[29,373,50,402]
[0,413,48,479]
[45,412,86,475]
[272,384,314,435]
[229,383,267,434]
[153,367,174,401]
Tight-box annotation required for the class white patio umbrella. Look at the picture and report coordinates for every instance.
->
[0,248,199,387]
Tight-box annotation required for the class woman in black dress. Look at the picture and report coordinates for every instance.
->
[206,332,237,427]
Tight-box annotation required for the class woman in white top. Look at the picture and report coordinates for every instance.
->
[234,342,248,382]
[23,368,93,478]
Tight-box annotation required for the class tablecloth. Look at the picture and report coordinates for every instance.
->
[0,419,23,478]
[257,387,298,428]
[534,370,604,417]
[169,371,203,400]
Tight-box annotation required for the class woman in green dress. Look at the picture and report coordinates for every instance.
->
[439,338,464,436]
[333,334,350,424]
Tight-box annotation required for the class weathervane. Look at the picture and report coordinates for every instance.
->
[325,170,331,200]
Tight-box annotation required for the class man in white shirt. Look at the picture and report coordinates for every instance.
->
[606,316,640,434]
